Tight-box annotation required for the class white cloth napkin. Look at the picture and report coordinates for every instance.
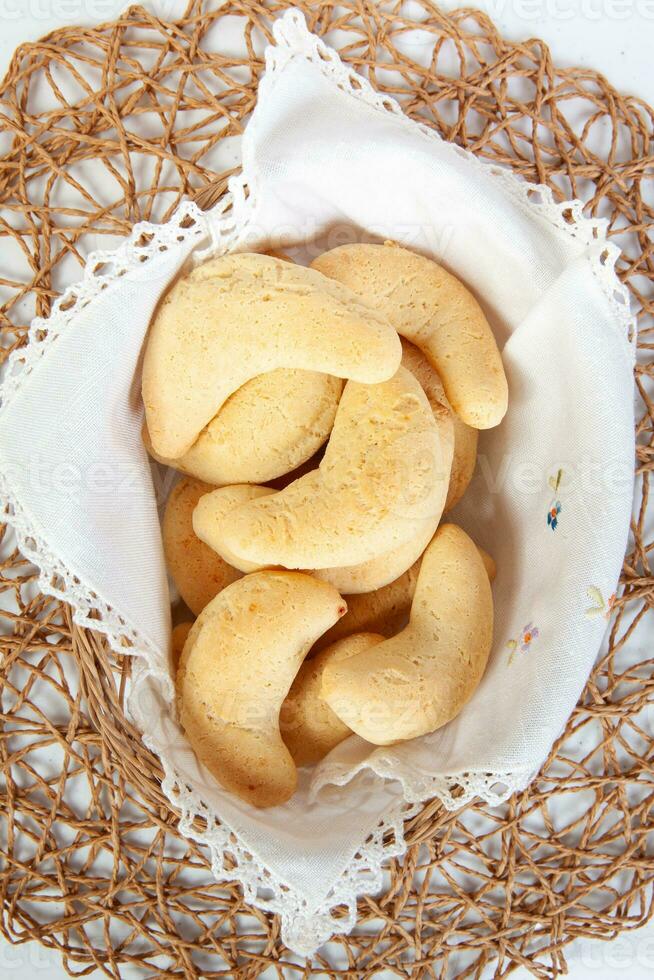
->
[0,10,635,956]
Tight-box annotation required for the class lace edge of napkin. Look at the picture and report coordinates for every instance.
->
[173,769,534,958]
[264,8,637,358]
[130,669,536,958]
[0,194,238,676]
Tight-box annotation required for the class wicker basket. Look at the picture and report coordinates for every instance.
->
[0,1,652,976]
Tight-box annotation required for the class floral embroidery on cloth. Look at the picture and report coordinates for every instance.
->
[507,623,540,664]
[585,586,616,620]
[547,469,564,530]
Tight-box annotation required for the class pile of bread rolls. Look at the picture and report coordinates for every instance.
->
[142,243,508,809]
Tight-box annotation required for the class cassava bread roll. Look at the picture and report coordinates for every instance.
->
[477,546,496,583]
[313,562,421,654]
[322,525,494,745]
[311,351,454,592]
[400,340,478,512]
[171,622,193,670]
[281,633,384,766]
[143,369,342,485]
[446,416,479,511]
[143,252,401,457]
[177,571,346,808]
[193,484,276,573]
[311,243,508,430]
[312,519,436,595]
[195,482,437,595]
[162,478,242,616]
[313,543,495,654]
[217,367,449,570]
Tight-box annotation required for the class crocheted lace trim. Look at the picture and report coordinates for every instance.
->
[261,10,636,356]
[148,727,534,955]
[128,636,536,953]
[0,7,635,956]
[0,201,195,675]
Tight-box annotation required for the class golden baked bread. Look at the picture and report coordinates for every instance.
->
[400,340,478,511]
[151,242,507,804]
[193,483,436,595]
[171,621,193,670]
[477,546,496,582]
[312,243,508,429]
[322,524,493,744]
[192,484,275,573]
[313,562,421,653]
[313,542,495,654]
[312,519,436,595]
[176,571,346,807]
[162,477,242,615]
[195,481,433,594]
[143,252,401,457]
[143,369,342,485]
[281,633,384,766]
[217,367,449,569]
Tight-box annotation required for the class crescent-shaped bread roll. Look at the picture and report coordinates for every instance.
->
[281,633,384,766]
[177,571,346,808]
[312,563,421,654]
[215,367,449,570]
[143,252,401,457]
[162,478,242,616]
[321,524,493,745]
[311,243,508,429]
[400,340,478,512]
[143,369,343,485]
[193,484,275,573]
[194,482,441,595]
[312,543,495,654]
[312,517,436,595]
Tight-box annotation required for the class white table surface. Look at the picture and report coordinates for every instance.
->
[0,2,652,977]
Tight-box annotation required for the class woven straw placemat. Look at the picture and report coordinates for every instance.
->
[0,1,652,976]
